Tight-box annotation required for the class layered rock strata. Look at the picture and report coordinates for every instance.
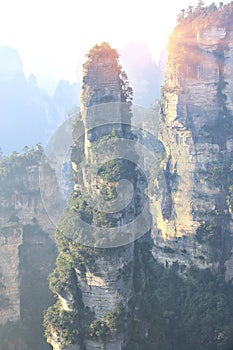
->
[0,148,56,326]
[46,43,147,350]
[152,7,233,273]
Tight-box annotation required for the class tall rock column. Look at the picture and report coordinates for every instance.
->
[152,7,233,272]
[44,43,146,350]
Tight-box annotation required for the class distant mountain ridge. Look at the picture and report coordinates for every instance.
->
[0,43,166,155]
[0,46,79,155]
[119,40,166,106]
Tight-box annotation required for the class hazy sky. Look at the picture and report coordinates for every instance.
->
[0,0,227,93]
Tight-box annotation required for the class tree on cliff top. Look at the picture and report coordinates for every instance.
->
[86,42,119,61]
[176,1,233,27]
[83,42,133,104]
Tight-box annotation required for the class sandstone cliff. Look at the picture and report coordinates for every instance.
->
[152,3,233,275]
[3,4,233,350]
[44,43,142,350]
[0,148,57,349]
[125,9,233,350]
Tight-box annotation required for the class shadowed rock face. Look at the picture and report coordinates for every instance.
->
[0,149,57,349]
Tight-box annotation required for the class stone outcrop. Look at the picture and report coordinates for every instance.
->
[3,5,233,350]
[0,227,22,325]
[152,6,233,273]
[45,42,147,350]
[0,148,56,328]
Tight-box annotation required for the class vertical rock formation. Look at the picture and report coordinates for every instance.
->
[77,44,133,350]
[0,148,57,349]
[45,5,233,350]
[126,8,233,350]
[4,4,233,350]
[44,42,148,350]
[152,4,233,272]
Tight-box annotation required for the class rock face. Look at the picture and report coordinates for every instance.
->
[43,6,233,350]
[4,5,233,350]
[152,6,233,273]
[0,227,22,325]
[45,43,147,350]
[78,43,133,348]
[0,148,56,349]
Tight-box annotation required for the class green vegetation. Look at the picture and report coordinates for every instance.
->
[44,299,125,346]
[44,219,130,346]
[44,303,80,346]
[127,239,233,350]
[176,1,233,29]
[44,227,130,346]
[89,303,126,340]
[100,184,117,201]
[84,42,133,104]
[195,217,229,262]
[119,69,133,104]
[44,298,93,348]
[192,73,233,263]
[49,253,75,295]
[0,147,58,350]
[195,154,233,263]
[44,181,133,346]
[0,147,42,197]
[90,130,118,150]
[98,159,122,182]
